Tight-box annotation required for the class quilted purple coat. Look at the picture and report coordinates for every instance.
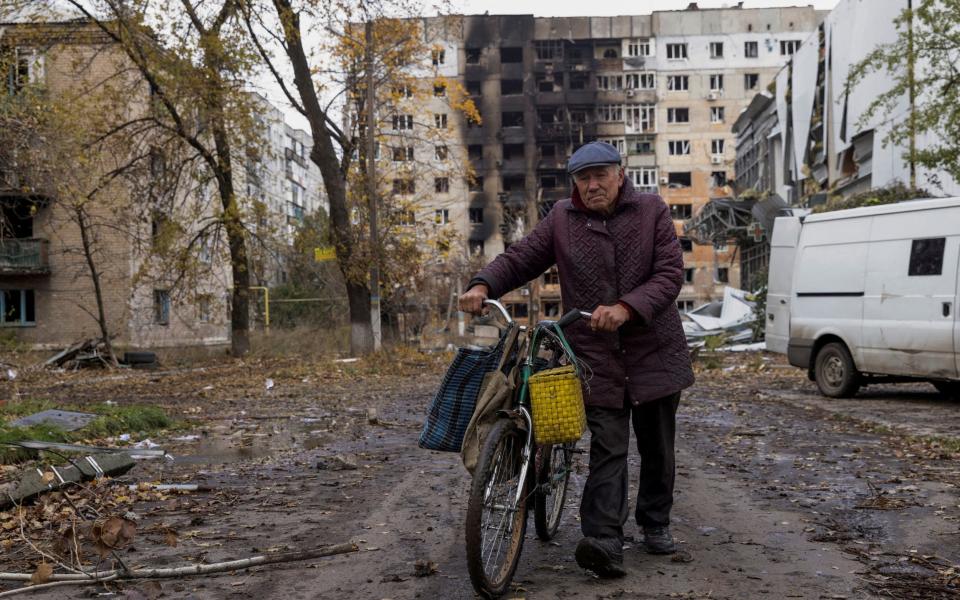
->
[470,179,695,408]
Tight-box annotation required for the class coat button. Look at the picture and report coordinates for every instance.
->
[625,376,630,382]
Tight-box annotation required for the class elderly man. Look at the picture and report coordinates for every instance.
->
[459,141,695,578]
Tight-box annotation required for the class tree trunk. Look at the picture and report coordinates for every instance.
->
[216,153,250,358]
[273,0,372,356]
[75,205,118,367]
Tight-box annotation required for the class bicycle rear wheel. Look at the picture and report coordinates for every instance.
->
[533,442,573,540]
[465,418,529,598]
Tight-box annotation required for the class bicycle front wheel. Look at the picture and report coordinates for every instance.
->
[465,418,529,598]
[534,442,573,540]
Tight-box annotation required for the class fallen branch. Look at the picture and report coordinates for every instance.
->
[0,542,359,592]
[0,575,119,598]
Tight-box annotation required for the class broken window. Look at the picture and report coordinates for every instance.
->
[538,109,560,124]
[671,204,693,220]
[709,74,724,91]
[780,40,801,56]
[435,177,449,193]
[0,289,34,326]
[540,144,556,158]
[716,268,729,283]
[668,140,690,156]
[677,300,695,312]
[392,179,415,195]
[501,79,523,95]
[601,48,618,59]
[154,290,170,325]
[468,144,483,161]
[535,40,563,60]
[466,47,481,64]
[197,295,212,323]
[536,74,561,93]
[433,83,446,97]
[540,174,558,188]
[625,72,655,90]
[469,207,484,224]
[744,73,759,90]
[468,176,483,192]
[393,84,413,98]
[710,106,725,123]
[630,137,654,154]
[435,145,448,160]
[568,73,589,90]
[744,41,758,58]
[679,237,693,252]
[500,47,523,63]
[569,109,588,124]
[507,302,528,319]
[598,104,623,122]
[711,171,728,187]
[543,301,561,317]
[600,138,625,154]
[502,112,524,127]
[684,268,695,283]
[544,269,560,285]
[469,239,485,256]
[667,107,690,124]
[666,43,688,60]
[625,104,655,132]
[667,75,689,91]
[392,146,414,161]
[466,80,481,96]
[434,113,448,128]
[667,172,692,188]
[434,209,450,224]
[909,238,945,276]
[503,175,525,192]
[431,48,445,66]
[596,75,623,90]
[502,143,524,160]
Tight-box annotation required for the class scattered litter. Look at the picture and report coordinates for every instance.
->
[44,337,116,369]
[5,368,16,380]
[9,440,166,457]
[413,559,439,577]
[11,409,97,432]
[716,342,767,353]
[366,408,379,425]
[333,358,360,363]
[265,378,275,390]
[118,433,132,442]
[698,526,716,536]
[133,439,161,449]
[315,454,359,471]
[671,551,694,563]
[172,435,201,442]
[126,483,212,492]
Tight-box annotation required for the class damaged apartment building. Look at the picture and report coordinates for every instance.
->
[0,14,323,350]
[733,0,960,209]
[393,4,822,322]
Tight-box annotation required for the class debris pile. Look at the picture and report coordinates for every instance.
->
[682,287,759,348]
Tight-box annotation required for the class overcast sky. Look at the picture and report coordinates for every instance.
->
[452,0,840,16]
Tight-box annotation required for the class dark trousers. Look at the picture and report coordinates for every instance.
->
[580,392,681,542]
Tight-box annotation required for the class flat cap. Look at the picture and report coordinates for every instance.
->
[567,141,621,174]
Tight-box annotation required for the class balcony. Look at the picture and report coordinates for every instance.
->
[0,238,50,275]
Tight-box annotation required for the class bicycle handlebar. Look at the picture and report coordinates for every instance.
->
[555,308,592,329]
[482,299,512,324]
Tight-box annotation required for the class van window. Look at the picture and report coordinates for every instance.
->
[908,238,945,276]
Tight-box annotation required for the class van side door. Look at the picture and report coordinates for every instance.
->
[862,220,958,378]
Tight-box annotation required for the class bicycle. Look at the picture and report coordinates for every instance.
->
[464,299,591,598]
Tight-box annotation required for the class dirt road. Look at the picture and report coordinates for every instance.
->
[5,353,959,599]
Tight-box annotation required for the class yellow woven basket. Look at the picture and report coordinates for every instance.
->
[528,365,587,445]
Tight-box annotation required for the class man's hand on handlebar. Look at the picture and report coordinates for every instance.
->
[458,284,489,316]
[590,304,630,333]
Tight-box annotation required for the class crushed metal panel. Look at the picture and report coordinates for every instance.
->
[775,67,790,183]
[791,34,819,178]
[11,409,97,432]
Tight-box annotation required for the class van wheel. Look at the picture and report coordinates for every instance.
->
[814,342,860,398]
[933,382,960,401]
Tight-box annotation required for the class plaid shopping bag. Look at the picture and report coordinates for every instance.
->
[418,332,510,452]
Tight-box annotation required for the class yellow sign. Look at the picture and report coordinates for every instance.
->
[314,247,336,262]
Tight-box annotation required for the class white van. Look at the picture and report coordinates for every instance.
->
[766,197,960,398]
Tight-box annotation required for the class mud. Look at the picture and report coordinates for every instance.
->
[8,353,960,599]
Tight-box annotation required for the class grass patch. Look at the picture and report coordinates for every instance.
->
[0,402,174,464]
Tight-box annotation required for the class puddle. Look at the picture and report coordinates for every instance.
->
[171,414,351,465]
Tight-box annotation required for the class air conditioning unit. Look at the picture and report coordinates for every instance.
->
[626,89,635,98]
[710,155,723,165]
[707,91,719,101]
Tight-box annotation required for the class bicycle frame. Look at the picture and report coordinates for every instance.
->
[481,300,591,511]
